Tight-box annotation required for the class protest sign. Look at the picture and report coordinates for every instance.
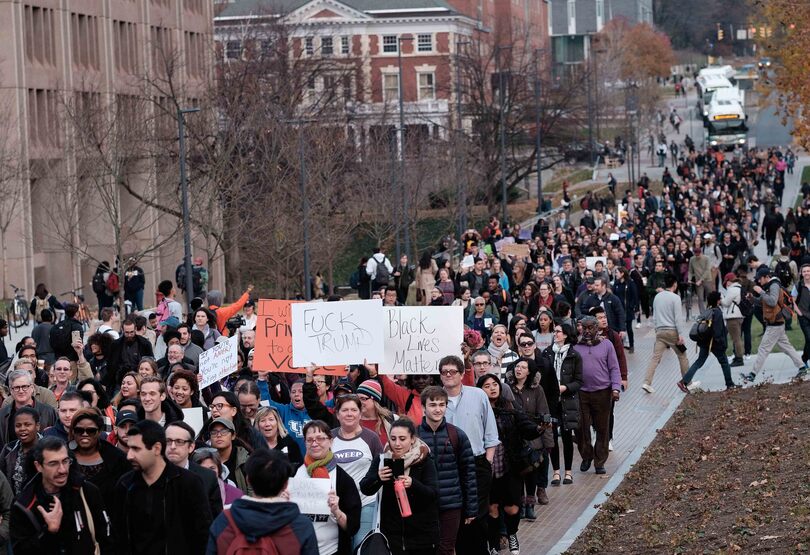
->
[586,256,607,271]
[499,242,531,259]
[181,407,204,438]
[291,299,383,367]
[494,237,515,252]
[199,335,238,388]
[254,299,345,375]
[287,476,331,515]
[380,306,463,375]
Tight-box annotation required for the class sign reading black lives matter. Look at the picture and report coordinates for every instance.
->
[380,306,463,375]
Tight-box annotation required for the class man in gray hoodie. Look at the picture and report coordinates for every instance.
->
[642,273,689,393]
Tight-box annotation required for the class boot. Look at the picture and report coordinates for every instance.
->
[524,503,537,521]
[730,357,744,367]
[537,487,549,505]
[518,505,525,519]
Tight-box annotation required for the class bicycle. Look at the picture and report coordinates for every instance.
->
[7,284,29,330]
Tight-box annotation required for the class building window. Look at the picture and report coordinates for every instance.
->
[24,6,57,66]
[114,21,138,74]
[343,75,352,101]
[305,37,314,56]
[225,40,241,60]
[596,0,603,18]
[382,35,398,53]
[418,72,435,100]
[567,0,576,34]
[383,73,399,101]
[417,34,432,52]
[341,36,350,55]
[71,13,100,70]
[321,36,333,56]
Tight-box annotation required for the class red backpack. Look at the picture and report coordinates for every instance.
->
[215,510,298,555]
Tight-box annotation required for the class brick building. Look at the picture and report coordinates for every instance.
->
[0,0,221,305]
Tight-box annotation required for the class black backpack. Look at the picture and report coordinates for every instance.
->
[373,255,390,284]
[689,308,715,343]
[774,260,792,288]
[192,267,203,294]
[92,272,106,295]
[49,320,73,354]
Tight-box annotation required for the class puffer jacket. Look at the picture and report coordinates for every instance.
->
[540,344,583,432]
[504,369,553,450]
[417,418,478,518]
[720,282,744,319]
[492,405,542,474]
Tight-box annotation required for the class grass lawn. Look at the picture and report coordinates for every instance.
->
[797,165,810,208]
[723,316,805,358]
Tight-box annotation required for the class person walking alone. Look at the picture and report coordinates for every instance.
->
[642,274,689,393]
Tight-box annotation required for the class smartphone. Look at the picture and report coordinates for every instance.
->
[72,330,81,344]
[675,344,687,353]
[384,458,405,477]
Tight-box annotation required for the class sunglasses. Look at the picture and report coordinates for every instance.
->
[519,341,535,347]
[73,426,99,436]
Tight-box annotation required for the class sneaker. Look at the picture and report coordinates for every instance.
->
[508,534,520,555]
[489,549,499,555]
[726,383,741,390]
[580,458,592,472]
[796,367,808,379]
[635,322,641,329]
[730,358,744,367]
[642,383,655,394]
[740,372,756,383]
[686,380,701,392]
[744,354,751,360]
[595,467,606,475]
[608,440,614,451]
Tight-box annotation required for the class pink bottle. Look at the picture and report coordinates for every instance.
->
[393,479,412,518]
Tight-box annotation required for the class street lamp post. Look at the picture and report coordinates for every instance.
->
[299,121,311,300]
[534,48,543,213]
[587,53,595,166]
[455,38,470,240]
[397,36,413,260]
[496,45,512,225]
[177,106,200,313]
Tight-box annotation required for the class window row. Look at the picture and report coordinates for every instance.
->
[23,5,57,66]
[382,72,435,102]
[381,33,434,54]
[27,89,60,148]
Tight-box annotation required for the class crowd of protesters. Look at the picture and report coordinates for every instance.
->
[0,141,806,554]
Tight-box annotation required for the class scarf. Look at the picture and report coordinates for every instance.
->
[304,451,334,478]
[551,343,570,381]
[385,437,429,476]
[488,341,511,362]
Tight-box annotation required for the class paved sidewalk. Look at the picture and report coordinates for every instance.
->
[514,154,807,553]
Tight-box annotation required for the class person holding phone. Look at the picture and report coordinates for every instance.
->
[360,418,439,555]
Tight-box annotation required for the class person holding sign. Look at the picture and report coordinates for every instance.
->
[360,418,440,555]
[291,420,361,555]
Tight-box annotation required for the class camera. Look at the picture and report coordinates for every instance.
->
[225,315,246,336]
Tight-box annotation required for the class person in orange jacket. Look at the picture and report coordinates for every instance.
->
[206,285,254,336]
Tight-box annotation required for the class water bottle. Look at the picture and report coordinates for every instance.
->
[393,479,412,518]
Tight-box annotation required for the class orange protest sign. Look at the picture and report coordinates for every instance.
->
[254,299,346,375]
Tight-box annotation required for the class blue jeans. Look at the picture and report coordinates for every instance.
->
[353,501,376,549]
[683,344,734,387]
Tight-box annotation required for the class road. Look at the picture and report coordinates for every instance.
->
[752,103,794,148]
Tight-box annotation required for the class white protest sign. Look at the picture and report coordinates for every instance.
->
[494,237,515,252]
[586,256,607,271]
[287,476,331,515]
[198,335,239,388]
[291,299,384,367]
[181,407,204,438]
[381,306,463,375]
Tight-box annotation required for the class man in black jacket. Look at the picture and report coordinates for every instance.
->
[48,303,84,362]
[417,386,478,555]
[112,420,211,555]
[165,422,222,517]
[581,277,626,336]
[10,437,113,554]
[106,318,154,388]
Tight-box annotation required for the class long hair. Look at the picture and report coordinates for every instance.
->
[112,372,142,408]
[212,391,254,451]
[254,406,289,440]
[475,374,513,411]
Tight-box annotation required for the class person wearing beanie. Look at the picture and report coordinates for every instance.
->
[720,272,746,367]
[355,379,394,446]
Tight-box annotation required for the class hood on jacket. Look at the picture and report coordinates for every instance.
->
[504,367,542,389]
[228,497,304,538]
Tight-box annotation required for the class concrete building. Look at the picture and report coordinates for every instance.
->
[0,0,221,310]
[548,0,653,68]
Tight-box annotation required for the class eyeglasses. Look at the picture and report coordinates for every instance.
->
[305,435,330,445]
[210,403,232,411]
[554,329,564,334]
[10,385,32,392]
[440,369,461,376]
[209,429,233,438]
[474,303,485,306]
[519,341,535,347]
[166,438,192,447]
[472,361,491,367]
[73,426,99,436]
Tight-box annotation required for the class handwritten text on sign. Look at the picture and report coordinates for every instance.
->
[291,300,383,367]
[198,335,239,388]
[255,299,344,375]
[381,306,463,375]
[287,476,331,515]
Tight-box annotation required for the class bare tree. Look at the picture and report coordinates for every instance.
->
[0,94,24,295]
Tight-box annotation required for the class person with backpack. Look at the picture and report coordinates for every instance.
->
[679,291,737,392]
[49,303,85,363]
[28,284,61,324]
[206,448,318,555]
[365,248,394,293]
[720,273,748,368]
[744,266,808,383]
[770,246,798,291]
[92,261,115,315]
[124,258,146,311]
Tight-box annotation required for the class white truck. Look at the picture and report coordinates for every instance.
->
[705,90,748,149]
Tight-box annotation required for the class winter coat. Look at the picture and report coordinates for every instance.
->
[73,439,131,512]
[0,472,10,547]
[417,419,478,517]
[206,496,318,555]
[11,471,113,554]
[112,462,213,555]
[612,279,639,317]
[491,404,542,474]
[106,335,154,387]
[699,307,728,352]
[581,292,627,332]
[504,369,554,450]
[720,282,744,320]
[360,451,439,552]
[540,345,583,431]
[0,401,57,447]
